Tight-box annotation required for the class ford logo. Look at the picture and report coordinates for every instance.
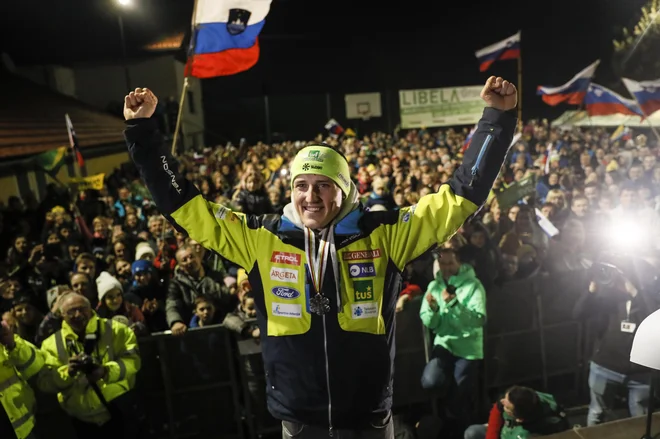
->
[271,286,300,300]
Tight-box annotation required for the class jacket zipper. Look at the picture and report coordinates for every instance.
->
[322,314,334,436]
[469,134,492,187]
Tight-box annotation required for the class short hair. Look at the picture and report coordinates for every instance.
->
[438,247,459,262]
[75,253,95,266]
[194,294,215,307]
[506,385,539,420]
[572,195,588,205]
[59,292,91,312]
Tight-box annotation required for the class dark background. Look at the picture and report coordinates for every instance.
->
[0,0,650,143]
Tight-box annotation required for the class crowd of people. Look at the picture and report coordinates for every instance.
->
[1,99,659,439]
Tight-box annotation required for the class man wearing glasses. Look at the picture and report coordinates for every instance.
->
[37,293,143,439]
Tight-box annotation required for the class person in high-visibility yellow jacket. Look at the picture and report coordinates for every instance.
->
[0,320,46,439]
[37,293,141,439]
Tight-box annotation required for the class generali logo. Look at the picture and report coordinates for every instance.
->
[342,249,382,261]
[270,251,302,266]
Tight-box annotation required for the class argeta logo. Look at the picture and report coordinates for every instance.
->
[270,267,298,283]
[271,252,302,266]
[348,262,376,278]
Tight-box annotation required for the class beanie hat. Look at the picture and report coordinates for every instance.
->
[237,268,248,287]
[135,242,156,260]
[289,145,352,196]
[96,271,123,301]
[131,259,151,276]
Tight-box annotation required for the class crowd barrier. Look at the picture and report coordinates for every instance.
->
[34,268,593,438]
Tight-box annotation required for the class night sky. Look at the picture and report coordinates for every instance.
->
[0,0,651,120]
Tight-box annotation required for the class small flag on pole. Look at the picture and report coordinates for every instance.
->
[325,119,344,137]
[65,114,84,167]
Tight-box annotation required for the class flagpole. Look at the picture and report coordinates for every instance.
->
[517,54,523,132]
[171,0,200,156]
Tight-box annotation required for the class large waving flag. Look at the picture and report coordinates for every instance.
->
[584,84,643,117]
[187,0,272,78]
[537,60,600,106]
[622,78,660,116]
[474,31,521,72]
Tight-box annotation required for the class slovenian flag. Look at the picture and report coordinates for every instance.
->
[474,31,521,72]
[187,0,272,78]
[325,119,344,137]
[610,125,632,143]
[537,60,600,106]
[622,78,660,116]
[584,84,643,117]
[461,124,478,153]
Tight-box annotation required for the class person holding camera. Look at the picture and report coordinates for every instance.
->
[572,270,659,426]
[37,293,143,439]
[0,318,46,439]
[419,248,486,427]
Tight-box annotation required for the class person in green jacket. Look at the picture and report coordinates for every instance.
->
[464,386,570,439]
[419,247,486,425]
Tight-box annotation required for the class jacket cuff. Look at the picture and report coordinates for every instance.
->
[482,107,518,131]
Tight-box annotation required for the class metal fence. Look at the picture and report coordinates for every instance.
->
[34,269,593,439]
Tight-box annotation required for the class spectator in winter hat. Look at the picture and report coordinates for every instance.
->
[135,242,155,261]
[95,271,145,330]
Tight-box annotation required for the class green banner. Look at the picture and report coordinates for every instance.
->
[399,86,484,129]
[496,174,537,210]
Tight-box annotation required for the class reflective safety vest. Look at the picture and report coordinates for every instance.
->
[38,313,141,425]
[0,335,45,439]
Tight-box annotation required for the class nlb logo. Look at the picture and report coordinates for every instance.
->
[348,262,376,279]
[271,252,302,266]
[271,286,301,300]
[270,267,298,283]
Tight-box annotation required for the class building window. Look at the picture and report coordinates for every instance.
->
[187,91,195,114]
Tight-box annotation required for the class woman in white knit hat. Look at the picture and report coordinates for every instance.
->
[95,272,146,334]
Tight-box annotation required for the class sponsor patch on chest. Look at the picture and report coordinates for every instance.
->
[271,286,301,299]
[271,302,302,318]
[353,279,374,302]
[348,262,376,278]
[342,249,382,261]
[351,302,378,319]
[271,251,302,266]
[270,267,299,283]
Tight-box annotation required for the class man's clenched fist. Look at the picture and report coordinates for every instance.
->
[481,76,517,112]
[124,87,158,121]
